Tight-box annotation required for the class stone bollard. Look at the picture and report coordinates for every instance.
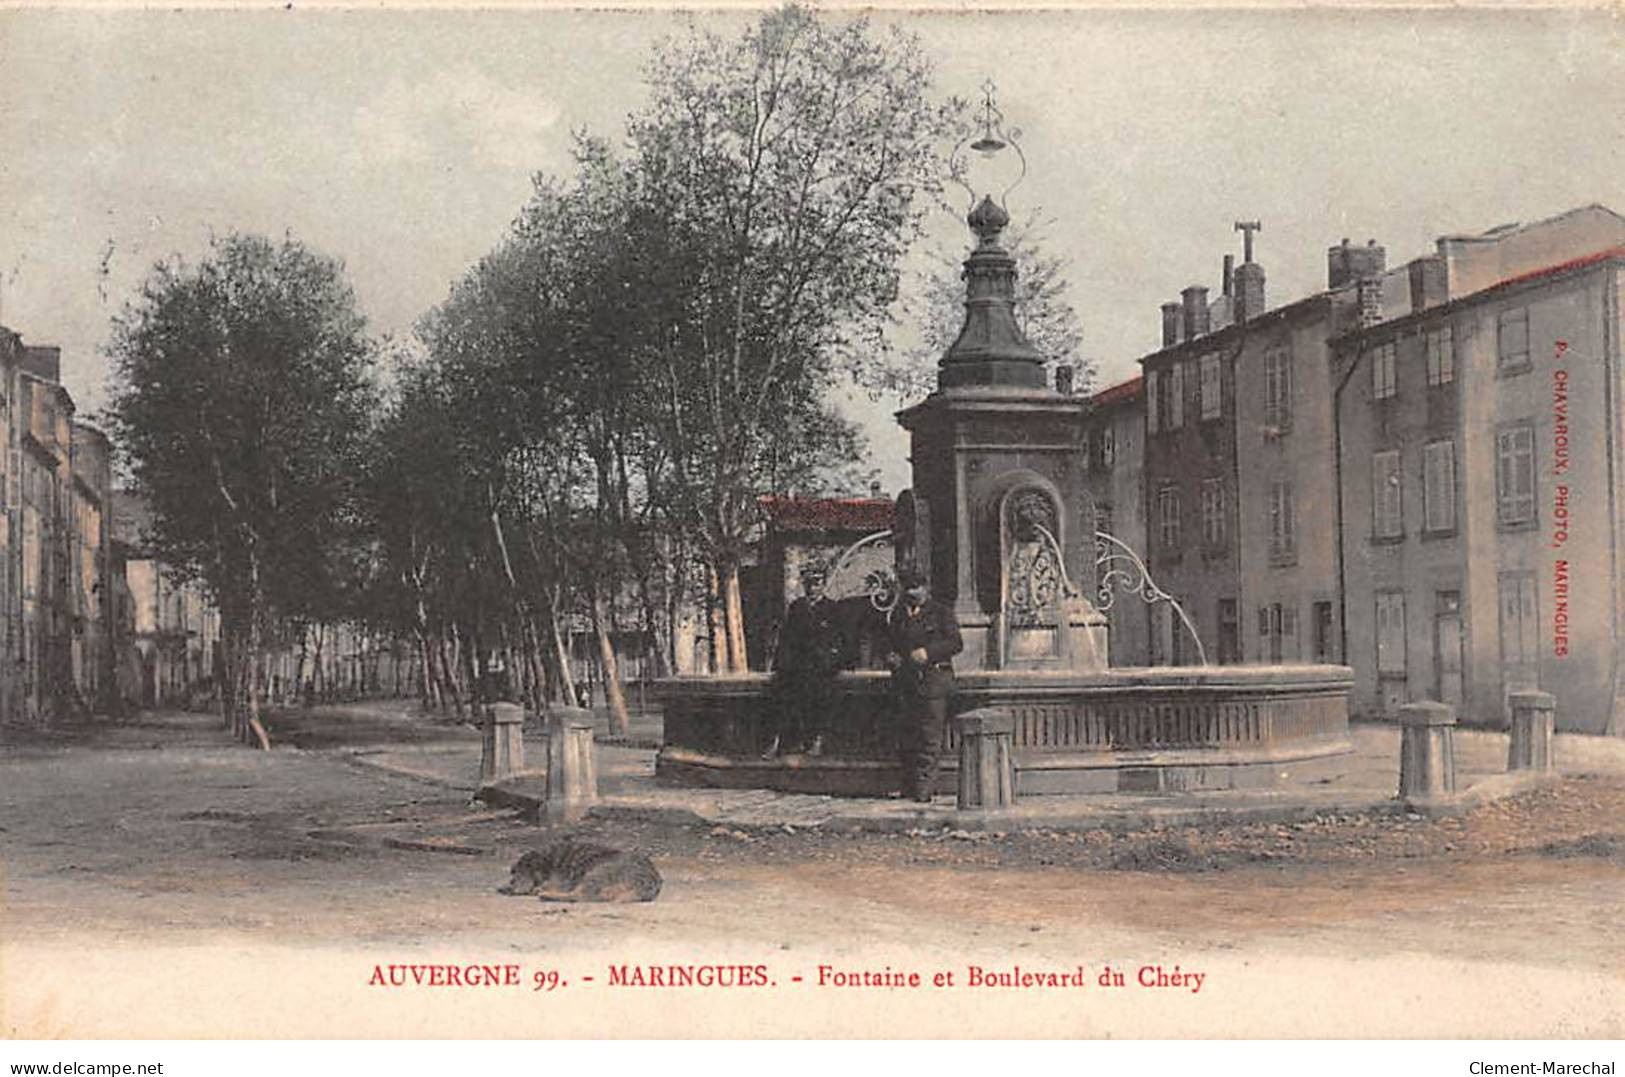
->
[1398,701,1457,800]
[480,701,525,784]
[955,708,1016,811]
[545,705,600,807]
[1508,691,1556,773]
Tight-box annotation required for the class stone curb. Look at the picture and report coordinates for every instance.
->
[339,741,1570,835]
[1400,771,1556,819]
[338,749,482,793]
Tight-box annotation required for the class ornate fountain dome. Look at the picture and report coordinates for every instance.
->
[937,95,1048,391]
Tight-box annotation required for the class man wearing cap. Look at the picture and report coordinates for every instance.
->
[764,559,846,758]
[884,566,963,801]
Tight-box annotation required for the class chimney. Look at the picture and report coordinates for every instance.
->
[1055,364,1074,396]
[869,480,883,499]
[1407,255,1448,313]
[1161,302,1183,347]
[1222,255,1235,297]
[1328,238,1387,289]
[1234,262,1266,323]
[22,345,60,382]
[1357,276,1384,329]
[1181,286,1210,340]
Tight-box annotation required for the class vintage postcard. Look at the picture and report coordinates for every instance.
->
[1,2,1623,1048]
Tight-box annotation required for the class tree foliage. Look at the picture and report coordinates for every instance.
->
[624,4,957,668]
[106,232,377,743]
[360,4,957,711]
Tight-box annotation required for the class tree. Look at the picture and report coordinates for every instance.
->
[107,233,377,746]
[626,4,957,670]
[859,207,1092,403]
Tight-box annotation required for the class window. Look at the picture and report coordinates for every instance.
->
[1094,501,1114,540]
[1495,422,1536,526]
[1498,307,1530,372]
[1372,342,1397,400]
[1263,346,1292,432]
[1166,362,1185,430]
[1150,602,1172,666]
[1171,594,1190,666]
[1312,601,1335,663]
[1100,426,1116,469]
[1268,481,1295,561]
[1199,354,1221,420]
[1157,486,1181,552]
[1257,602,1296,664]
[1426,326,1454,386]
[1200,478,1226,547]
[1218,599,1240,664]
[1372,449,1403,539]
[1422,439,1457,534]
[1375,591,1407,676]
[1498,572,1539,671]
[1146,370,1160,434]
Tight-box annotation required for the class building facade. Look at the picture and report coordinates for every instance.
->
[1081,375,1150,667]
[1333,206,1625,732]
[0,332,121,725]
[1125,204,1625,734]
[1,330,20,721]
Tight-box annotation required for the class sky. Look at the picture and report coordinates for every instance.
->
[3,6,1624,493]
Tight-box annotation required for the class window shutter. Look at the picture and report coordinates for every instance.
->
[1282,483,1295,550]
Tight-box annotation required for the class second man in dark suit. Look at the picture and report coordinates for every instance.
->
[884,566,963,802]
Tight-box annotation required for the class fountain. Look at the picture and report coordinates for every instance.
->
[657,87,1353,797]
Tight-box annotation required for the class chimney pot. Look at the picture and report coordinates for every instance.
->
[1160,301,1183,347]
[1181,286,1211,340]
[1329,238,1387,289]
[1234,261,1266,323]
[1222,255,1235,297]
[1055,364,1075,396]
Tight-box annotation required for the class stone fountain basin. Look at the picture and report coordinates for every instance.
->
[656,665,1355,797]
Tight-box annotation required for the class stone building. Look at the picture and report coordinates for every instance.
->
[66,423,114,711]
[1138,238,1373,667]
[1130,204,1625,734]
[1332,205,1625,732]
[1080,375,1150,666]
[110,490,219,710]
[17,345,78,720]
[0,333,119,724]
[751,493,894,669]
[0,329,20,721]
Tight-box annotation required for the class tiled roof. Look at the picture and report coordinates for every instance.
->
[761,496,894,533]
[1090,375,1143,406]
[1489,245,1625,293]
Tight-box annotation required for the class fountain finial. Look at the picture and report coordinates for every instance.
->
[949,80,1027,220]
[938,82,1044,389]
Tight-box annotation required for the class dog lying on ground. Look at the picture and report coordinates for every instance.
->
[498,840,662,903]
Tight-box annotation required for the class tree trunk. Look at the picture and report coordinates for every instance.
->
[707,566,725,675]
[522,616,549,714]
[545,597,578,707]
[245,550,270,751]
[592,590,631,736]
[723,563,749,673]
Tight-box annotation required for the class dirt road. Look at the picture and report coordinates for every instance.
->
[3,707,1621,1038]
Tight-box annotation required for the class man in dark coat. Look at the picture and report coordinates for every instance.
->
[764,559,846,758]
[884,567,963,801]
